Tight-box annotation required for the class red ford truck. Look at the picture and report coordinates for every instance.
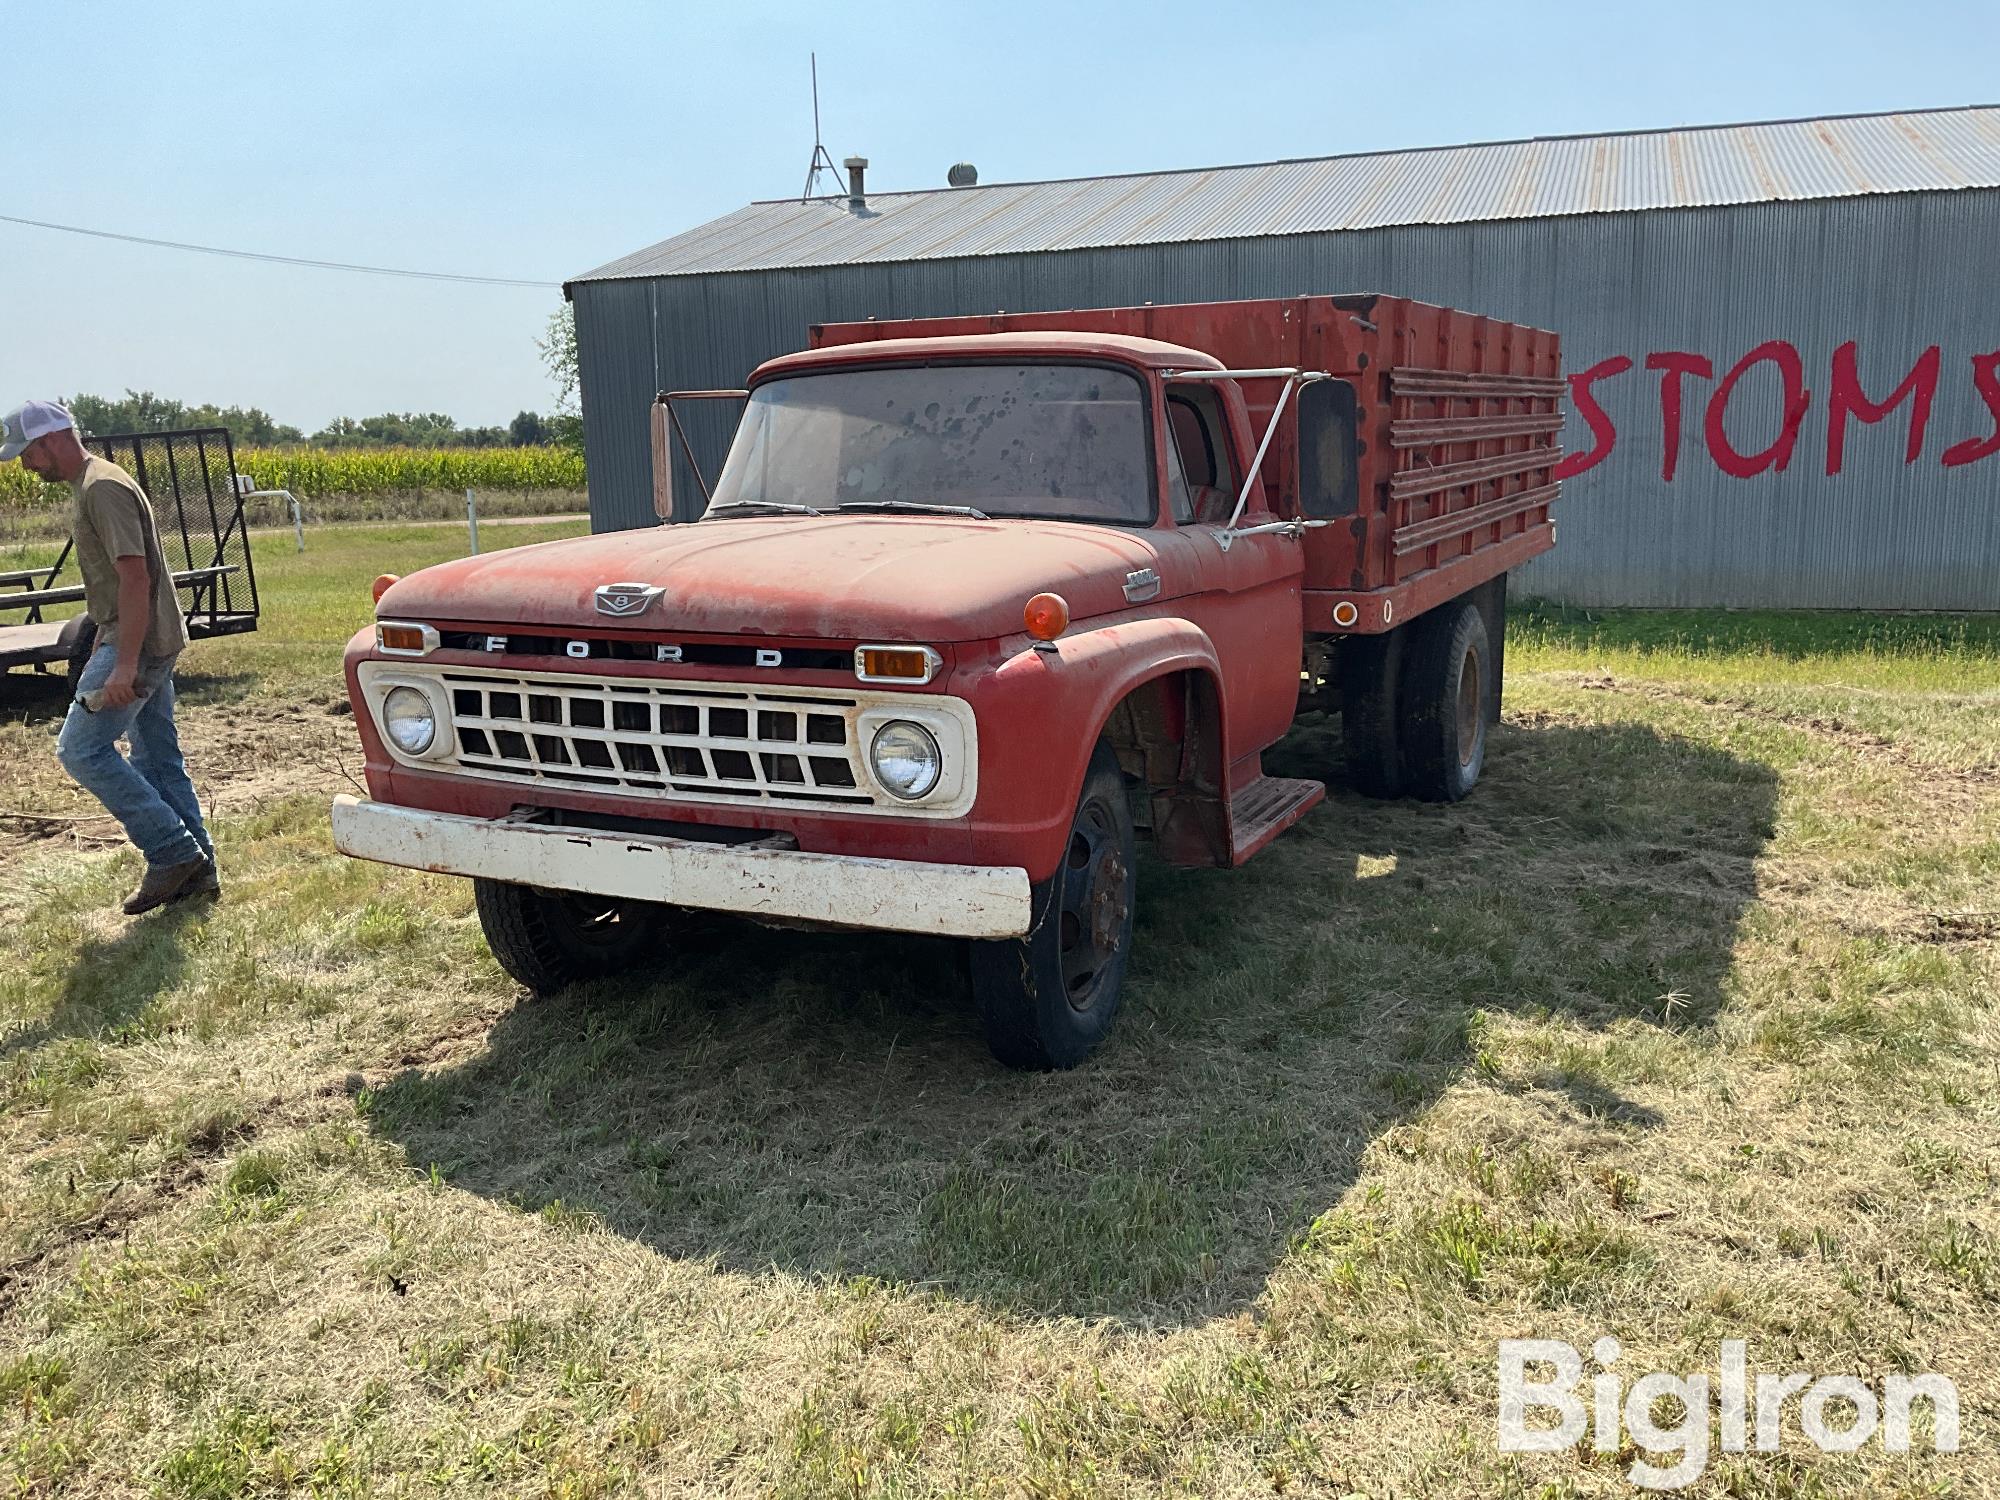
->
[332,294,1562,1068]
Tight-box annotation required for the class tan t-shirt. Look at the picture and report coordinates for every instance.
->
[69,455,189,658]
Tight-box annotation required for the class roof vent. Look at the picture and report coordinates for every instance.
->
[844,155,869,213]
[948,161,978,187]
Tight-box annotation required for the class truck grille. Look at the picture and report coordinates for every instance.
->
[440,671,877,807]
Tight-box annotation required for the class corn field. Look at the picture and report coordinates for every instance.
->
[0,446,585,510]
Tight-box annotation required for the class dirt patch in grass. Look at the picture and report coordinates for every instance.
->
[0,675,361,853]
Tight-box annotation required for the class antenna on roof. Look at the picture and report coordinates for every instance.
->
[800,53,841,202]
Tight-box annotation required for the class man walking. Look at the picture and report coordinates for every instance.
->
[2,401,216,913]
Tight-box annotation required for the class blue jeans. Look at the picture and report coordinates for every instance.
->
[56,645,212,870]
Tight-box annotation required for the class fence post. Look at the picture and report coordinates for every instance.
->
[466,488,480,555]
[291,492,305,553]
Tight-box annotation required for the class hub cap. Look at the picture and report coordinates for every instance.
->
[1057,796,1129,1010]
[1455,647,1483,769]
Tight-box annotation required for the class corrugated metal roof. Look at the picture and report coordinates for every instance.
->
[571,105,2000,284]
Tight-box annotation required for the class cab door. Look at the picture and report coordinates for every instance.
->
[1159,380,1306,760]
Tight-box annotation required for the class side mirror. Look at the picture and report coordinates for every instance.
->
[1296,378,1360,519]
[649,397,674,521]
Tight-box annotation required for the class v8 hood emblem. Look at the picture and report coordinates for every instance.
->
[594,581,665,617]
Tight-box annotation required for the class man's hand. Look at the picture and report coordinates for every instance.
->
[99,660,141,709]
[99,553,154,709]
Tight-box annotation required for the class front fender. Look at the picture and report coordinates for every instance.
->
[962,617,1227,881]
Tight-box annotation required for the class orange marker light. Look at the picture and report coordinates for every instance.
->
[372,573,400,603]
[377,623,427,654]
[1024,592,1070,641]
[857,646,935,681]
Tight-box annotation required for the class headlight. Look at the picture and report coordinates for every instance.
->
[869,720,941,800]
[382,685,438,755]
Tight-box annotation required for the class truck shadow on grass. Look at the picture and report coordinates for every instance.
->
[367,714,1778,1326]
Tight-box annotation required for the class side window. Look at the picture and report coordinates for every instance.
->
[1167,399,1214,487]
[1163,410,1195,523]
[1166,388,1238,524]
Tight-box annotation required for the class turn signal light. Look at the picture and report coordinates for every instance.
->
[1024,592,1070,641]
[856,645,940,683]
[377,623,428,654]
[372,573,400,603]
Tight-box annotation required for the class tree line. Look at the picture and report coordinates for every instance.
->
[61,391,579,450]
[56,308,586,453]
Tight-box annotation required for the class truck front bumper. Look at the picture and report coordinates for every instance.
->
[329,795,1033,939]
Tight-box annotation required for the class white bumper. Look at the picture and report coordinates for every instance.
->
[329,795,1032,939]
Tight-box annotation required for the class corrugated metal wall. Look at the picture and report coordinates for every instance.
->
[572,188,2000,609]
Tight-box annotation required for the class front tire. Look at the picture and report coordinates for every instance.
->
[473,878,671,994]
[1398,599,1491,802]
[969,743,1136,1069]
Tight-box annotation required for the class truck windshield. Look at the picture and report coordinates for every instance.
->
[707,363,1152,524]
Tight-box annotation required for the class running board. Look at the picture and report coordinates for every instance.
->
[1228,775,1326,865]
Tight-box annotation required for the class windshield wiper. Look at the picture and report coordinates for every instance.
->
[835,500,991,520]
[704,500,822,517]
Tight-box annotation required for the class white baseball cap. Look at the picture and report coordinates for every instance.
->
[0,400,76,461]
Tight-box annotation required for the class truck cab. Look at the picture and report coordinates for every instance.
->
[334,296,1563,1068]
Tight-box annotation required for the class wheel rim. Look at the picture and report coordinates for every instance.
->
[1455,646,1483,769]
[1056,794,1130,1011]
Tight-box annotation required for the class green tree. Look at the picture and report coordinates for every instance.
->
[307,412,519,448]
[537,305,582,450]
[64,389,304,445]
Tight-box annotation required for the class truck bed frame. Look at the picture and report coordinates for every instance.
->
[812,294,1563,638]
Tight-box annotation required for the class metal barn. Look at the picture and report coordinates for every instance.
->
[565,106,2000,610]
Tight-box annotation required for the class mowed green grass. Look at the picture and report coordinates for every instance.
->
[0,545,1995,1497]
[1,520,589,693]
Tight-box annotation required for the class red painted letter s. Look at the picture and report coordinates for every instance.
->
[1555,355,1635,481]
[1942,351,2000,469]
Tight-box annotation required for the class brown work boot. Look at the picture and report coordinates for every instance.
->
[172,858,221,903]
[123,857,211,916]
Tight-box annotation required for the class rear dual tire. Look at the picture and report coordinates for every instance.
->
[1340,597,1492,803]
[1398,600,1490,803]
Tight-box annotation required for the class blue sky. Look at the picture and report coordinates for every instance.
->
[3,0,1995,432]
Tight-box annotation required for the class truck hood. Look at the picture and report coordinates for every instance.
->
[376,516,1168,643]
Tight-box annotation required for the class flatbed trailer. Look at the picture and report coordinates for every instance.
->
[0,427,259,681]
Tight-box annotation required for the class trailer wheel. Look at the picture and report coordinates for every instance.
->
[1339,630,1404,798]
[473,878,671,995]
[61,616,97,697]
[1398,600,1491,802]
[968,742,1135,1069]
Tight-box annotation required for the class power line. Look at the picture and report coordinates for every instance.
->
[0,212,559,289]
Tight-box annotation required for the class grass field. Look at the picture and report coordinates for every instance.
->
[0,447,585,510]
[0,482,584,548]
[1,533,1995,1496]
